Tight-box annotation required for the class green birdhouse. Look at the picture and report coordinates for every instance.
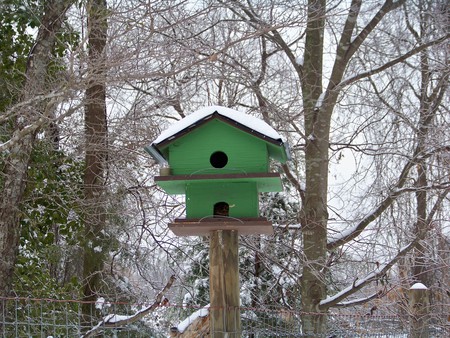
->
[146,106,289,236]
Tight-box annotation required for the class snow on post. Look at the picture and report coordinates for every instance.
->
[410,282,428,290]
[409,282,430,338]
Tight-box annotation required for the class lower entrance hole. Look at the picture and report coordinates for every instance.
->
[214,202,229,217]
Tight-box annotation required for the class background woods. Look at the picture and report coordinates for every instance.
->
[0,0,448,336]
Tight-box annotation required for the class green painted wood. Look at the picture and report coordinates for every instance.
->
[267,142,289,163]
[186,182,258,218]
[160,119,269,175]
[153,117,287,220]
[155,173,282,195]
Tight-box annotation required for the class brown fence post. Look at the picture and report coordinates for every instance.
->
[409,282,430,338]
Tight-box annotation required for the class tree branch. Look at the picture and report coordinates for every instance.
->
[336,33,449,90]
[282,164,306,205]
[327,160,414,250]
[332,290,382,308]
[81,275,176,338]
[325,0,405,111]
[0,95,81,153]
[220,0,303,78]
[345,0,406,60]
[327,145,450,250]
[320,241,416,309]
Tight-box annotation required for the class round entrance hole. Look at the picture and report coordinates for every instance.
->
[210,151,228,168]
[214,202,229,217]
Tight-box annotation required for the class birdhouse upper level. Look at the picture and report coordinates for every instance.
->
[146,106,289,177]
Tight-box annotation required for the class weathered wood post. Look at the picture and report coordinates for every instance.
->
[146,106,289,336]
[209,230,240,337]
[409,282,430,338]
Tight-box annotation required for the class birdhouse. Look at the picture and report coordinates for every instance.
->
[146,106,289,236]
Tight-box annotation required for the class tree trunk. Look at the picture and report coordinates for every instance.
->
[82,0,108,317]
[0,0,73,296]
[411,30,449,286]
[300,0,328,335]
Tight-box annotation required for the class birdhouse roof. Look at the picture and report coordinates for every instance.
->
[153,106,284,144]
[147,106,289,164]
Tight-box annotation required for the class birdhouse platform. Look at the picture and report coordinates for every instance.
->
[154,173,282,194]
[168,217,273,236]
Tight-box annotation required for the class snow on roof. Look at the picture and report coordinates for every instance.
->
[152,106,284,145]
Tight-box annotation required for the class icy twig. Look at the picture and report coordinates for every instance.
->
[81,275,176,338]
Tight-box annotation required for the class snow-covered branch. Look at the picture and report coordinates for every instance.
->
[81,275,176,338]
[0,101,80,153]
[0,90,67,125]
[327,145,450,250]
[319,241,416,309]
[331,291,382,308]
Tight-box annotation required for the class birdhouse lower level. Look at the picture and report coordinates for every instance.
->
[186,182,258,219]
[155,172,282,236]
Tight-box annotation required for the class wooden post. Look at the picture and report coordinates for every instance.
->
[209,230,241,337]
[409,282,430,338]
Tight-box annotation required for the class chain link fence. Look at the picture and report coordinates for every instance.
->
[1,296,448,337]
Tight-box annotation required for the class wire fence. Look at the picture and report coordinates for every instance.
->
[0,296,448,337]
